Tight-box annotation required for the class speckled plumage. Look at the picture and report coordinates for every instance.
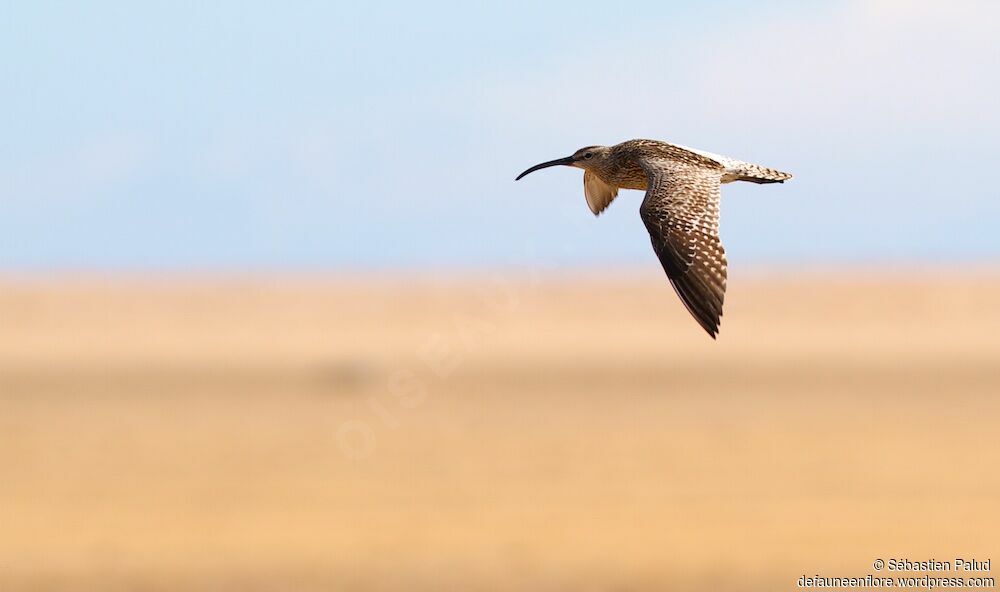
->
[516,138,792,338]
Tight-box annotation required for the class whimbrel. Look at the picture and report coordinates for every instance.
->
[516,139,792,338]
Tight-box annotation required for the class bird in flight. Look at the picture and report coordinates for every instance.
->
[516,139,791,338]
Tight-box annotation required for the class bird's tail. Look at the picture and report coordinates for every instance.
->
[734,162,793,184]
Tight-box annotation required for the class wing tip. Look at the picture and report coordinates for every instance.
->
[668,275,724,340]
[696,315,721,339]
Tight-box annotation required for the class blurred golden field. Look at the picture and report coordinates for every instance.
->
[1,270,998,591]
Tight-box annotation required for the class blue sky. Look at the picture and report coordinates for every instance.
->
[2,1,998,270]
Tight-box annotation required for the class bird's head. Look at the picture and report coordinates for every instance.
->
[515,145,611,180]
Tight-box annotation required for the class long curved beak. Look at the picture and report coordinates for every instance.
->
[515,156,575,180]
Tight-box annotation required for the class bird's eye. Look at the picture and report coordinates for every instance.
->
[584,152,593,159]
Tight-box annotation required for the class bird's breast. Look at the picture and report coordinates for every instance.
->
[605,163,648,191]
[616,177,648,191]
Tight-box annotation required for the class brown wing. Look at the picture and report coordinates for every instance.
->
[637,159,727,338]
[583,169,619,215]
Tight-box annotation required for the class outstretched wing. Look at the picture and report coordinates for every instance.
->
[637,158,727,338]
